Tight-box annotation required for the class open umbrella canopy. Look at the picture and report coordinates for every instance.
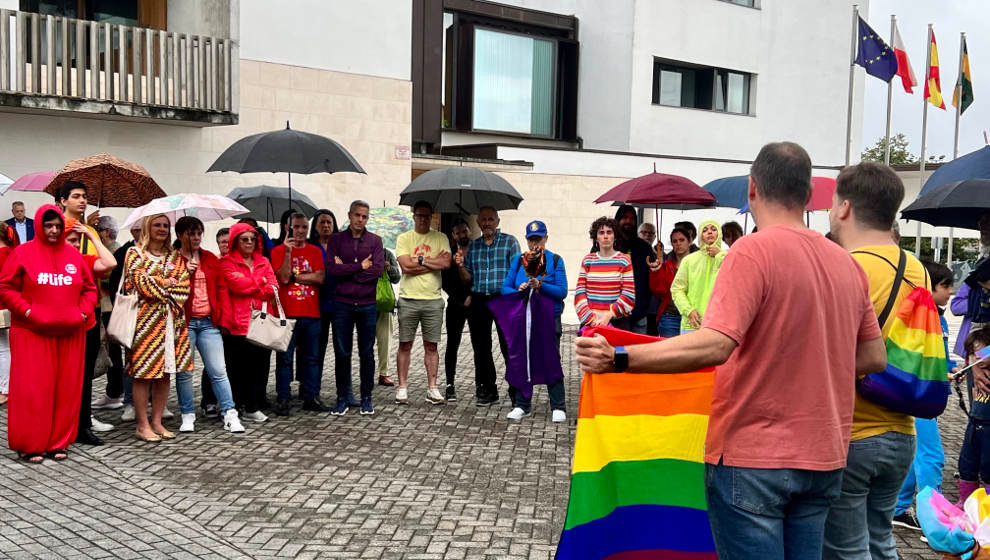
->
[45,153,165,207]
[901,179,990,230]
[2,170,56,195]
[920,146,990,196]
[121,193,249,231]
[226,186,319,223]
[207,122,366,175]
[711,176,836,212]
[399,167,523,214]
[595,170,715,210]
[0,172,11,193]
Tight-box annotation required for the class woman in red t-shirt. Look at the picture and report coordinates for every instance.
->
[648,226,692,338]
[0,225,15,405]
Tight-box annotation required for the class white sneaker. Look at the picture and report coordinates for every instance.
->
[507,407,529,420]
[92,395,123,409]
[179,413,196,433]
[90,416,114,432]
[120,404,135,421]
[162,407,175,419]
[426,387,445,405]
[242,410,268,423]
[223,409,245,433]
[395,386,409,405]
[552,410,567,423]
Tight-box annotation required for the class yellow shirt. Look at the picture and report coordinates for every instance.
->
[396,229,449,300]
[78,224,99,256]
[850,244,931,441]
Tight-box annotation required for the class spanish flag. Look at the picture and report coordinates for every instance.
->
[926,29,946,110]
[953,36,974,115]
[555,326,717,560]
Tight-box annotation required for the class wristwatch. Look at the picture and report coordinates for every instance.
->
[612,346,628,372]
[289,272,297,284]
[418,255,425,266]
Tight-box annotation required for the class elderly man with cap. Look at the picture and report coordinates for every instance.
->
[500,220,568,422]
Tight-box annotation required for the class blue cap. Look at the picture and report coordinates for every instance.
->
[525,220,547,238]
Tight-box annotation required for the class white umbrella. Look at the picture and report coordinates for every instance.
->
[122,193,249,230]
[0,172,13,195]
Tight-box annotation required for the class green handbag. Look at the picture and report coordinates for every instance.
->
[376,269,395,313]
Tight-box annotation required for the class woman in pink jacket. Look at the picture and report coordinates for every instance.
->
[220,222,277,423]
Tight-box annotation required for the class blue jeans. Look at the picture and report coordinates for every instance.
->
[176,317,236,415]
[332,303,378,400]
[822,431,916,560]
[658,313,681,338]
[958,418,990,482]
[275,316,322,401]
[705,461,843,560]
[895,418,944,515]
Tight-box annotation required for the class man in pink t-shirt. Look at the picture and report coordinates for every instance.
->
[576,142,886,560]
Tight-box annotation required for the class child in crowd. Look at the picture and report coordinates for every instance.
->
[955,327,990,508]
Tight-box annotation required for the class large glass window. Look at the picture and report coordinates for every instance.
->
[472,28,556,136]
[653,59,753,115]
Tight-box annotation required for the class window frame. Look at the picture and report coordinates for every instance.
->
[652,57,755,116]
[715,0,760,9]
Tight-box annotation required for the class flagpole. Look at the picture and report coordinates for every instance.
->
[949,31,966,267]
[845,5,859,166]
[916,24,933,257]
[884,15,896,166]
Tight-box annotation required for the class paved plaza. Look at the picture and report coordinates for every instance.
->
[0,321,966,559]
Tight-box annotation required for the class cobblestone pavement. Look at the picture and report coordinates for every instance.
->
[0,319,962,559]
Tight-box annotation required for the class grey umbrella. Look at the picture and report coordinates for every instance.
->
[227,186,319,224]
[399,167,523,214]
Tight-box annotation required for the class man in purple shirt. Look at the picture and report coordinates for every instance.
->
[326,200,385,416]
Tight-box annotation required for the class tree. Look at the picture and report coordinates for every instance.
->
[861,134,919,164]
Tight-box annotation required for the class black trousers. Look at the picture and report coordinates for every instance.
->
[467,293,508,399]
[79,308,102,431]
[444,301,469,386]
[223,333,271,414]
[101,311,125,399]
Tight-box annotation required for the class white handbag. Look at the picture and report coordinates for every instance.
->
[246,286,295,352]
[106,271,141,349]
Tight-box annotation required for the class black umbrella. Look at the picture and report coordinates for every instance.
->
[399,167,523,214]
[901,179,990,230]
[207,121,366,206]
[227,186,319,224]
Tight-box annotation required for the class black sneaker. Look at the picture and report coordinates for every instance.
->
[892,509,921,531]
[476,395,497,407]
[273,399,291,417]
[302,398,332,412]
[445,384,457,402]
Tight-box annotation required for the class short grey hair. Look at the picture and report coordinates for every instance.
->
[11,201,24,209]
[96,215,119,235]
[638,223,656,233]
[349,200,370,213]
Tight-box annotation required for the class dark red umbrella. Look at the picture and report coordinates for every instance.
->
[595,167,715,210]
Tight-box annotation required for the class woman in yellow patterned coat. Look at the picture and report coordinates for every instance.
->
[124,214,191,442]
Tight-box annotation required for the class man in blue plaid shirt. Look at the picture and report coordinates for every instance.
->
[454,206,520,406]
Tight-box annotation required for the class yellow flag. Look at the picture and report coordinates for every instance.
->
[925,30,946,110]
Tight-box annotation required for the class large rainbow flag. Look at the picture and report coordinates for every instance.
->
[556,326,717,560]
[858,287,949,419]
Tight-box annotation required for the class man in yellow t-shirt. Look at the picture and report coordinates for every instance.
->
[394,201,451,406]
[824,162,929,559]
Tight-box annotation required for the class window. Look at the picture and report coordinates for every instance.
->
[652,59,753,115]
[719,0,756,7]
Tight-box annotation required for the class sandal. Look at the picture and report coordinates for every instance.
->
[45,449,68,461]
[155,430,176,440]
[18,452,44,464]
[134,430,162,443]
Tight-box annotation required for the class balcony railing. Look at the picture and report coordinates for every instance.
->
[0,8,236,118]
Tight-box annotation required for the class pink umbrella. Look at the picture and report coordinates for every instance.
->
[1,171,57,195]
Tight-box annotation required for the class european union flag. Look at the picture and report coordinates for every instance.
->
[855,16,898,82]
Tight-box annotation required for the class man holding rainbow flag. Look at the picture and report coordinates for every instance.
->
[574,142,887,560]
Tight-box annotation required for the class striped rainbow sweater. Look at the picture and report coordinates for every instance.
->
[574,252,635,326]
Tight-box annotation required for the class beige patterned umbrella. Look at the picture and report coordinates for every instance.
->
[45,153,166,208]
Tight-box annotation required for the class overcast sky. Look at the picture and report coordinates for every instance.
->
[862,1,989,160]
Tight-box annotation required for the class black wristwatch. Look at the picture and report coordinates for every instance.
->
[612,346,628,372]
[289,272,297,284]
[418,255,425,266]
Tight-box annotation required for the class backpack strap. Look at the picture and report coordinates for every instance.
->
[852,249,906,327]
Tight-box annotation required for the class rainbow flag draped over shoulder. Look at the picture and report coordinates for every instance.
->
[556,326,717,560]
[858,287,950,419]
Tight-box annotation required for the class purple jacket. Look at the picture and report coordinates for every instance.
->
[952,283,972,359]
[325,228,384,306]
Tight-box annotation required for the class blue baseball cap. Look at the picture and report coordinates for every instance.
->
[525,220,547,238]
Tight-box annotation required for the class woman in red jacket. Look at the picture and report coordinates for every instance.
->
[648,226,692,338]
[220,222,277,423]
[0,205,97,463]
[0,225,15,406]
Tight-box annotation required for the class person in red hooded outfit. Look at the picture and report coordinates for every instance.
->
[220,222,277,423]
[0,204,97,463]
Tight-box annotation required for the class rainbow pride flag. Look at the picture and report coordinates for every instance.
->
[556,326,717,560]
[858,287,949,419]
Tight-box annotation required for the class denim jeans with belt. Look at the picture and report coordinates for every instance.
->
[275,316,322,401]
[705,460,843,560]
[823,431,916,560]
[176,316,236,414]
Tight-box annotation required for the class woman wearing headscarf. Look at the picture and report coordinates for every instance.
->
[0,204,97,462]
[669,219,725,334]
[125,214,192,442]
[220,222,277,423]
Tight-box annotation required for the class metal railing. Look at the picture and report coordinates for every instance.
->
[0,9,235,112]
